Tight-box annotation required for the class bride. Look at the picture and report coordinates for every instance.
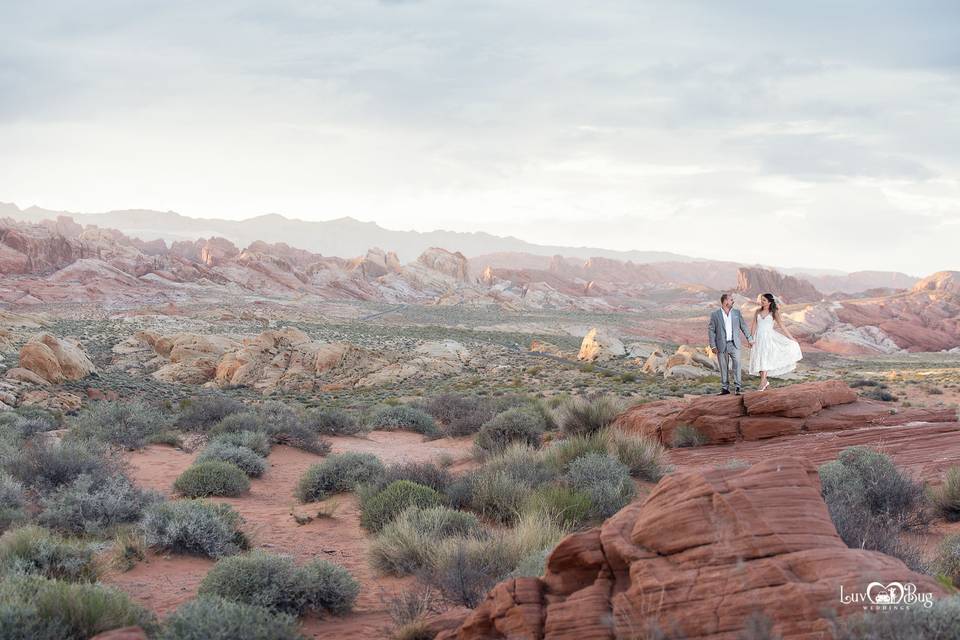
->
[749,293,802,391]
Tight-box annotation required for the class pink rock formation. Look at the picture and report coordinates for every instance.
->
[612,380,954,445]
[17,333,96,384]
[436,457,945,640]
[736,266,822,303]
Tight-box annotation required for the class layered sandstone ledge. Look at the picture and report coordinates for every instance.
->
[432,457,946,640]
[612,380,957,445]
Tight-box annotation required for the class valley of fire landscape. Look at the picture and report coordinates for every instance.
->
[0,201,959,639]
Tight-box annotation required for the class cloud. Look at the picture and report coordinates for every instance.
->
[0,0,957,274]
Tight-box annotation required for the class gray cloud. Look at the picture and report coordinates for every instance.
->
[0,0,957,274]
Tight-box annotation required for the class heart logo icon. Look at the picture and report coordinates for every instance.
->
[866,582,905,605]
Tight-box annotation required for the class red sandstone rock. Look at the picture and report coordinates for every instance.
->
[736,266,823,303]
[612,381,950,445]
[436,458,946,640]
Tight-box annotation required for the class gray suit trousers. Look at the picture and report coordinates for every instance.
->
[717,341,741,391]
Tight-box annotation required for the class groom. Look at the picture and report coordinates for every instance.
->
[708,293,753,395]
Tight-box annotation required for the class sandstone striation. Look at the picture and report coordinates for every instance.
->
[436,457,946,640]
[16,333,96,384]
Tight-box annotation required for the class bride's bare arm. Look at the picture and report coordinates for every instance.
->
[750,310,758,338]
[774,310,795,340]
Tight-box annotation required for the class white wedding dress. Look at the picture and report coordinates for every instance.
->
[749,313,802,377]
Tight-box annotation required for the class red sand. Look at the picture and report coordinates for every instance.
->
[106,431,475,639]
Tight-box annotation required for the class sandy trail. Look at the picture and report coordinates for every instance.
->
[105,431,474,639]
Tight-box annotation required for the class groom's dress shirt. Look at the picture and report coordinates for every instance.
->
[722,309,733,342]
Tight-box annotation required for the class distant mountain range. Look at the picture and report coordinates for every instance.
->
[0,202,692,265]
[0,201,919,293]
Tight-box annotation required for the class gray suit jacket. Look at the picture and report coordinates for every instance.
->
[709,308,753,352]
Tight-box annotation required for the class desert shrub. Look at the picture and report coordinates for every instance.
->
[39,473,162,536]
[541,431,609,472]
[369,461,454,497]
[524,485,592,530]
[934,534,960,587]
[369,506,482,576]
[565,453,635,519]
[360,481,443,532]
[819,447,927,569]
[509,512,566,560]
[510,548,550,578]
[0,573,156,640]
[110,527,146,572]
[198,550,358,616]
[429,535,517,608]
[474,408,544,455]
[862,387,898,402]
[386,587,444,640]
[833,595,960,640]
[174,461,250,498]
[370,405,440,438]
[209,412,263,436]
[197,441,267,477]
[146,430,183,448]
[296,557,360,615]
[671,424,708,448]
[158,596,301,640]
[0,472,27,532]
[558,395,624,436]
[465,444,559,524]
[178,395,246,431]
[142,499,247,558]
[931,467,960,521]
[423,394,493,436]
[1,411,58,439]
[305,408,365,436]
[0,525,98,582]
[68,400,169,450]
[256,401,330,454]
[848,379,880,388]
[5,438,116,491]
[210,430,272,457]
[605,429,670,482]
[295,452,385,503]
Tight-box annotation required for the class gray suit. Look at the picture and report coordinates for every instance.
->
[709,308,753,391]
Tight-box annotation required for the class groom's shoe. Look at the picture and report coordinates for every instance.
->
[734,387,742,395]
[719,389,730,395]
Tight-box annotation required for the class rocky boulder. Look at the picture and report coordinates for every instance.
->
[436,457,945,640]
[17,333,96,384]
[641,344,718,378]
[417,248,470,281]
[577,328,626,361]
[736,266,822,303]
[613,380,954,444]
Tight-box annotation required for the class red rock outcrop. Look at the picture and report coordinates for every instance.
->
[17,333,97,384]
[612,380,954,444]
[416,248,470,281]
[437,457,946,640]
[736,266,822,303]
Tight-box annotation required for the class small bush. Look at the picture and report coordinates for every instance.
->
[68,400,169,450]
[178,396,246,431]
[39,473,162,536]
[510,549,549,578]
[369,506,482,576]
[5,438,116,491]
[0,472,27,532]
[0,573,156,640]
[197,442,267,477]
[295,452,385,503]
[862,387,898,402]
[210,430,271,457]
[209,412,263,436]
[158,596,301,640]
[605,429,669,481]
[932,467,960,521]
[558,395,624,436]
[372,461,453,496]
[147,431,184,448]
[423,394,493,437]
[174,461,250,498]
[934,534,960,587]
[198,550,358,616]
[142,499,248,558]
[565,453,635,519]
[848,379,880,388]
[0,525,98,582]
[671,424,708,448]
[371,406,440,438]
[429,535,518,608]
[819,447,927,569]
[257,401,330,454]
[474,408,544,455]
[305,408,366,436]
[360,481,443,532]
[524,485,592,530]
[833,595,960,640]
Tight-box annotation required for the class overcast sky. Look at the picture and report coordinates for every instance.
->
[1,1,958,274]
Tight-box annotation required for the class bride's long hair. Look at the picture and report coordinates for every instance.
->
[761,292,779,315]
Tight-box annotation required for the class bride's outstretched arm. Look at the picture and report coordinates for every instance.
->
[774,311,795,340]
